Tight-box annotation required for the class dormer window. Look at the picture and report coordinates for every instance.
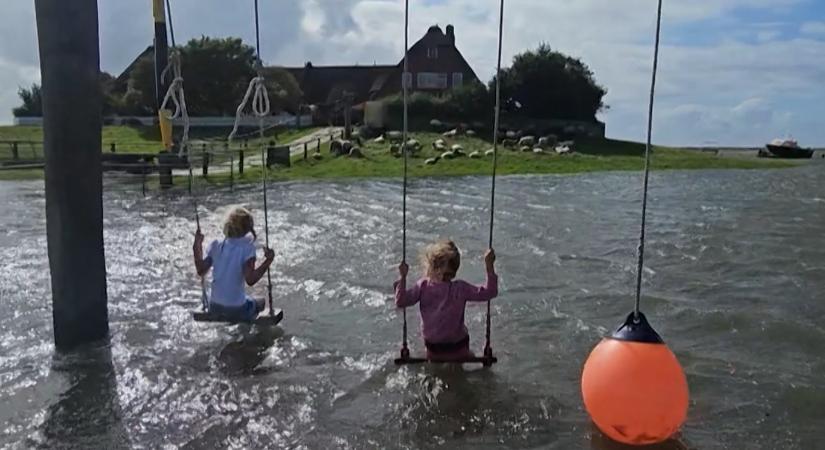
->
[427,47,438,59]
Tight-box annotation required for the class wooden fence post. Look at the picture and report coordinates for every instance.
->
[110,142,116,153]
[304,142,308,161]
[239,148,244,175]
[202,143,209,177]
[317,138,321,153]
[11,141,19,160]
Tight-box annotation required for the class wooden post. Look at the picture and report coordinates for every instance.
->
[158,153,173,190]
[238,149,244,175]
[202,143,209,176]
[152,0,169,110]
[304,141,308,161]
[229,153,234,191]
[317,138,321,153]
[110,142,116,153]
[36,0,108,350]
[11,141,19,160]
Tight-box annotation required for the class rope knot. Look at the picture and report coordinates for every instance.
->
[228,75,271,142]
[160,49,189,157]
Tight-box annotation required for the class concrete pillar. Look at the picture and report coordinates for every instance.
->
[35,0,109,350]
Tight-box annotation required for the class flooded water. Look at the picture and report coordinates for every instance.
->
[1,166,823,449]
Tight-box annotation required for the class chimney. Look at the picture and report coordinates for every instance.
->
[446,24,455,45]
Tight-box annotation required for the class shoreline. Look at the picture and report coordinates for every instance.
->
[0,134,798,183]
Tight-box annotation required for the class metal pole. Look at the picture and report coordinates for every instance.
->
[36,0,108,350]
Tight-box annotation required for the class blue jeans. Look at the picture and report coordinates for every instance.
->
[209,297,262,322]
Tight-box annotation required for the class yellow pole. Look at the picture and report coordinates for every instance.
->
[159,109,173,150]
[152,0,165,23]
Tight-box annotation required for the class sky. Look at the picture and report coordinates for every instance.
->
[1,0,823,146]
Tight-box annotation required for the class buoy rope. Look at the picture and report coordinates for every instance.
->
[634,0,663,320]
[484,0,505,360]
[400,0,410,359]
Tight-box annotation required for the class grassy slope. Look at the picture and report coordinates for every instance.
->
[198,132,792,186]
[0,125,319,158]
[1,131,793,183]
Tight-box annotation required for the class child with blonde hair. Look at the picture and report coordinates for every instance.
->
[193,207,274,321]
[395,240,498,360]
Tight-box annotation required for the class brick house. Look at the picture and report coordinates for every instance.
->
[283,24,479,108]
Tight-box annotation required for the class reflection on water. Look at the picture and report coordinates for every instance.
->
[29,343,129,449]
[0,166,823,449]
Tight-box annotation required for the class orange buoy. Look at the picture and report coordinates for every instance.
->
[581,312,689,446]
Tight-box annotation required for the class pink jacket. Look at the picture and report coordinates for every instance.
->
[394,274,498,344]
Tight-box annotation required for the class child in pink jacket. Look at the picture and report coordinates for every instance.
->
[395,240,498,360]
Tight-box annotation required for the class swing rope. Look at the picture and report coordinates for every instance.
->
[400,0,410,359]
[484,0,505,360]
[161,0,206,311]
[228,0,274,316]
[633,0,663,320]
[398,0,504,363]
[160,0,189,159]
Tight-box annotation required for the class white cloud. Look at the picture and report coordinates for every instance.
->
[800,21,825,35]
[756,30,782,42]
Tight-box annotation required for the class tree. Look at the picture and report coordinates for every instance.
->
[13,74,122,117]
[12,84,43,117]
[448,81,493,120]
[177,37,257,115]
[122,54,156,115]
[122,37,301,116]
[262,67,303,114]
[495,44,607,121]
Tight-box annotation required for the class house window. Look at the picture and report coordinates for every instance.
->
[427,47,438,59]
[452,72,463,88]
[417,72,448,89]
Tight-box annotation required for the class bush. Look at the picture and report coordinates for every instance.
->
[384,82,494,130]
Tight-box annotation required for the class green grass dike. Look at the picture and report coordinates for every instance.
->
[193,132,793,186]
[1,129,793,183]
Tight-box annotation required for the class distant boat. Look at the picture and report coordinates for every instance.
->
[760,138,813,159]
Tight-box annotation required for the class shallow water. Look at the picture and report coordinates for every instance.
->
[1,167,823,449]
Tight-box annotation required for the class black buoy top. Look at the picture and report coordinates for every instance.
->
[610,311,664,344]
